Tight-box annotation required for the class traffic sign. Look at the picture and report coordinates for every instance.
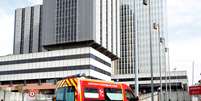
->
[189,85,201,95]
[28,89,39,97]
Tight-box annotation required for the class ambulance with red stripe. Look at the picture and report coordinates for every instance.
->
[55,74,139,101]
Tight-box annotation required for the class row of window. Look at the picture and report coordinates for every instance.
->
[119,3,135,75]
[15,6,42,54]
[56,0,77,43]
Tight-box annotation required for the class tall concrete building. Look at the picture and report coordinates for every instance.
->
[14,5,43,54]
[1,0,120,91]
[13,0,120,60]
[112,0,168,90]
[42,0,120,59]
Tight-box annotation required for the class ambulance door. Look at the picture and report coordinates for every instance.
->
[56,87,75,101]
[65,87,75,101]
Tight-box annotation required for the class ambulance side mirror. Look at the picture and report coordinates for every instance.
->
[135,96,139,101]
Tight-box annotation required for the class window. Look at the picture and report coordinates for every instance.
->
[56,88,65,101]
[65,87,75,101]
[104,88,123,101]
[56,87,75,101]
[84,88,99,99]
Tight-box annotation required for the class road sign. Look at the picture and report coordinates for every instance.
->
[28,89,39,97]
[189,85,201,95]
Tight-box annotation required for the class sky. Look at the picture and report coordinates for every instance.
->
[167,0,201,85]
[0,0,200,85]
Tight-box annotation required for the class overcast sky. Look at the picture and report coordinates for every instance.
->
[167,0,201,85]
[0,0,200,85]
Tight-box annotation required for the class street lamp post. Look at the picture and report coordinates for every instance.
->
[143,0,154,100]
[174,68,178,101]
[134,6,139,98]
[153,22,163,101]
[148,0,154,101]
[149,2,154,101]
[143,0,164,100]
[164,47,168,101]
[165,48,171,101]
[134,0,139,97]
[166,48,172,101]
[192,61,195,85]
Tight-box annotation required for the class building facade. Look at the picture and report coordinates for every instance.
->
[7,0,120,90]
[112,0,167,87]
[13,0,120,59]
[0,47,112,87]
[42,0,120,59]
[112,71,188,93]
[14,5,43,54]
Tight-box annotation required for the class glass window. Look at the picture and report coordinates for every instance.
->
[84,88,99,99]
[56,87,65,101]
[104,88,123,101]
[56,87,75,101]
[65,87,75,101]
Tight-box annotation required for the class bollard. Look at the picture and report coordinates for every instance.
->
[3,91,5,101]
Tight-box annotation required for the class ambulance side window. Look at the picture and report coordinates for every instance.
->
[104,88,123,101]
[84,88,99,99]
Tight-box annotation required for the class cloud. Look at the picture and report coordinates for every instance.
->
[169,38,201,85]
[0,0,43,56]
[0,9,14,56]
[167,0,201,27]
[28,0,43,5]
[167,0,201,84]
[167,0,201,37]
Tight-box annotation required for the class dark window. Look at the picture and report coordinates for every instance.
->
[20,8,25,54]
[65,87,75,101]
[56,0,77,43]
[29,7,34,53]
[56,87,75,101]
[38,5,42,52]
[104,88,123,101]
[100,0,103,45]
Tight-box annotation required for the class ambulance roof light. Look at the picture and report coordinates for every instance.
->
[64,73,86,79]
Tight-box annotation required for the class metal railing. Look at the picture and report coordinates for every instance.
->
[0,90,54,101]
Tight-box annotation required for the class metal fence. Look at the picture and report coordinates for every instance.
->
[0,90,54,101]
[163,91,192,101]
[139,92,159,101]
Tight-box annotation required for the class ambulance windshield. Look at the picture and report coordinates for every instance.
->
[56,87,75,101]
